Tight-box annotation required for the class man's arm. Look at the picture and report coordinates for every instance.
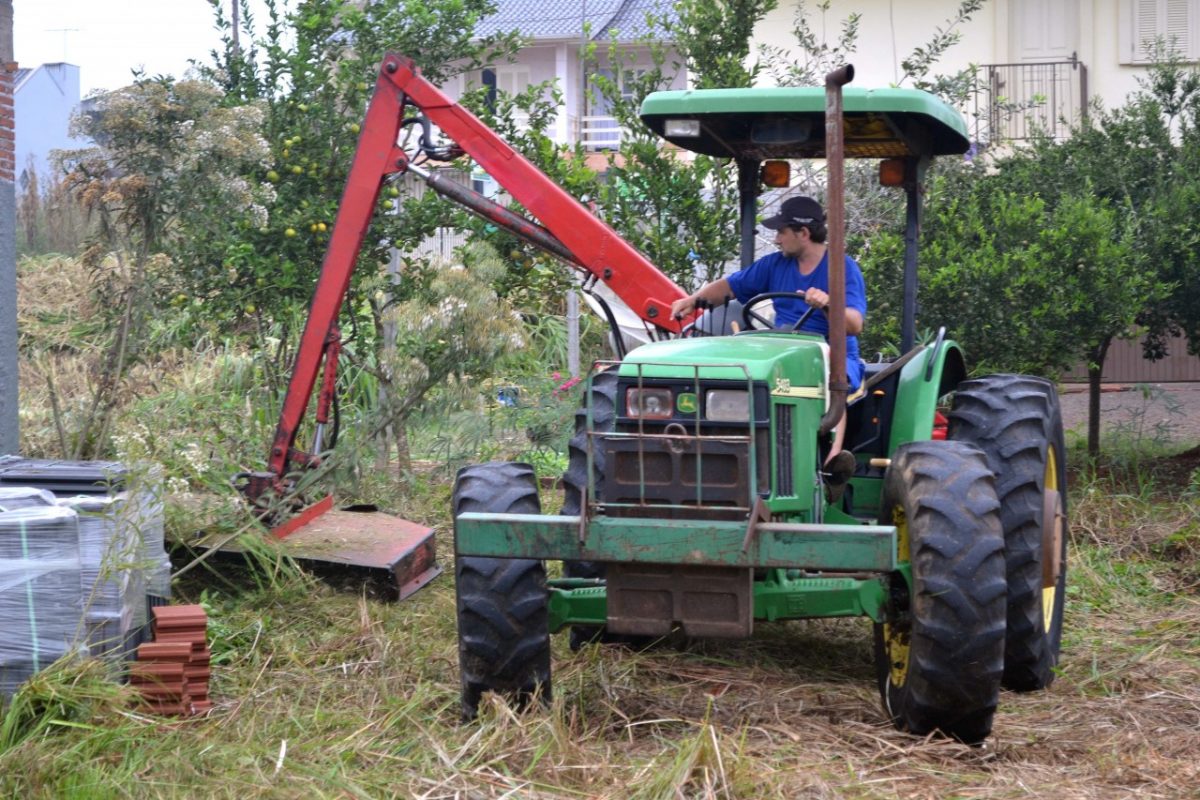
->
[670,277,734,320]
[798,288,864,335]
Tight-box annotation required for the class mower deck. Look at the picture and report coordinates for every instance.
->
[209,504,441,600]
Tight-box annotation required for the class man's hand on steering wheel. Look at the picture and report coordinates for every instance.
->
[800,288,830,310]
[741,290,828,332]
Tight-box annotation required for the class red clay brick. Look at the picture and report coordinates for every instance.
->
[137,642,193,660]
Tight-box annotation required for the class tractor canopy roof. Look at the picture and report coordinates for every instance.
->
[640,86,970,160]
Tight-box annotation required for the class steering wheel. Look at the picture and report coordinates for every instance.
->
[741,291,823,332]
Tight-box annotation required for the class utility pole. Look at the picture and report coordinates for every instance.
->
[567,0,589,377]
[231,1,240,57]
[0,0,17,453]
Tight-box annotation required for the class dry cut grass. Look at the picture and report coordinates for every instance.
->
[3,255,1200,798]
[2,463,1199,799]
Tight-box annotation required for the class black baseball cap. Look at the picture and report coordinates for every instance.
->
[761,196,825,231]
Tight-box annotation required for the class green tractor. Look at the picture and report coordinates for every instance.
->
[452,68,1067,744]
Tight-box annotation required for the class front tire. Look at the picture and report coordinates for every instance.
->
[561,369,617,521]
[949,374,1068,691]
[453,462,550,719]
[561,370,617,650]
[873,441,1007,745]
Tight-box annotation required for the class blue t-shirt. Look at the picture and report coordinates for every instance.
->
[726,250,868,391]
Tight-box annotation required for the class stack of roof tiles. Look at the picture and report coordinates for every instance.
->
[0,505,84,698]
[130,604,212,716]
[474,0,675,41]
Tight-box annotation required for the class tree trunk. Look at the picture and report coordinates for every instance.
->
[376,250,400,470]
[394,424,412,476]
[1087,336,1112,459]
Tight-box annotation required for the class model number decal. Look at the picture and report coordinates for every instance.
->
[772,378,823,399]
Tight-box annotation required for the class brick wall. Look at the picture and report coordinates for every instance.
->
[0,62,11,182]
[0,0,17,456]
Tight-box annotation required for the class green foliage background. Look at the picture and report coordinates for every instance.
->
[32,0,1200,468]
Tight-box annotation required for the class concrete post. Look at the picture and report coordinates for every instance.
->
[0,0,18,454]
[566,289,580,378]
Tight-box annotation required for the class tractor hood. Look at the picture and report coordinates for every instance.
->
[617,333,828,394]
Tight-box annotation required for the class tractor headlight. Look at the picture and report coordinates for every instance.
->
[705,389,750,422]
[664,119,700,137]
[626,387,673,419]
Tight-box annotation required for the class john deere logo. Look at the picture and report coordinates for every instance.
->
[677,392,698,414]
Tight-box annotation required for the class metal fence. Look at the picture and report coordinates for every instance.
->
[971,57,1088,144]
[1061,334,1200,383]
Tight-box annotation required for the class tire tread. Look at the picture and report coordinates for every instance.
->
[453,462,551,719]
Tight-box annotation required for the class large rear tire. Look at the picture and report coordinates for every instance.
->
[873,440,1007,745]
[453,462,550,719]
[949,374,1068,691]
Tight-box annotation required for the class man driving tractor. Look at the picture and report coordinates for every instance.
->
[669,195,868,461]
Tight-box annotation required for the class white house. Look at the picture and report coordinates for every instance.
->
[13,62,89,190]
[466,0,686,149]
[753,0,1200,382]
[754,0,1195,144]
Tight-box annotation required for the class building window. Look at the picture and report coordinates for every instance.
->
[619,69,647,101]
[1120,0,1199,64]
[496,65,531,96]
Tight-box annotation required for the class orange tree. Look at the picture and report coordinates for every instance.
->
[857,56,1200,457]
[955,54,1197,457]
[169,0,520,338]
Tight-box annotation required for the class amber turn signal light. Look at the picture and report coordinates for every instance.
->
[879,158,906,187]
[760,160,790,187]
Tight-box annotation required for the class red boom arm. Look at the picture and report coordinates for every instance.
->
[387,56,687,325]
[255,54,689,493]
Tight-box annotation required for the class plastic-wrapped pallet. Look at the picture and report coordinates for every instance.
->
[55,494,146,660]
[0,506,83,699]
[0,459,171,669]
[0,487,57,511]
[129,471,171,604]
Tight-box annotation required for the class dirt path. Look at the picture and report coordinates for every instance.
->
[1059,382,1200,450]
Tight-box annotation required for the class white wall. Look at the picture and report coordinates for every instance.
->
[14,63,89,187]
[450,40,685,145]
[752,0,998,89]
[754,1,1170,115]
[1082,0,1164,112]
[518,45,560,88]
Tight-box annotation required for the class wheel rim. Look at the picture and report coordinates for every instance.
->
[1041,445,1064,631]
[885,506,912,688]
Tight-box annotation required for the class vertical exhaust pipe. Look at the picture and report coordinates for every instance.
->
[819,64,854,436]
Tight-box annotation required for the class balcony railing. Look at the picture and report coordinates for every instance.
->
[972,57,1089,144]
[581,115,626,150]
[495,112,626,150]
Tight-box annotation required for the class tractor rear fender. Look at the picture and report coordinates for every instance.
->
[886,336,967,450]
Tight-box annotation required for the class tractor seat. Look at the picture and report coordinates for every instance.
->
[848,346,926,405]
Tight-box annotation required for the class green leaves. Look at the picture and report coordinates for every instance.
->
[165,0,526,339]
[907,168,1157,377]
[671,0,779,90]
[857,53,1200,403]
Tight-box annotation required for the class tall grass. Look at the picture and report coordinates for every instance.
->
[7,255,1200,797]
[4,443,1199,798]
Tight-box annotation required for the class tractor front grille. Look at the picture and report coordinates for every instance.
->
[586,361,768,521]
[600,425,768,521]
[776,404,794,497]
